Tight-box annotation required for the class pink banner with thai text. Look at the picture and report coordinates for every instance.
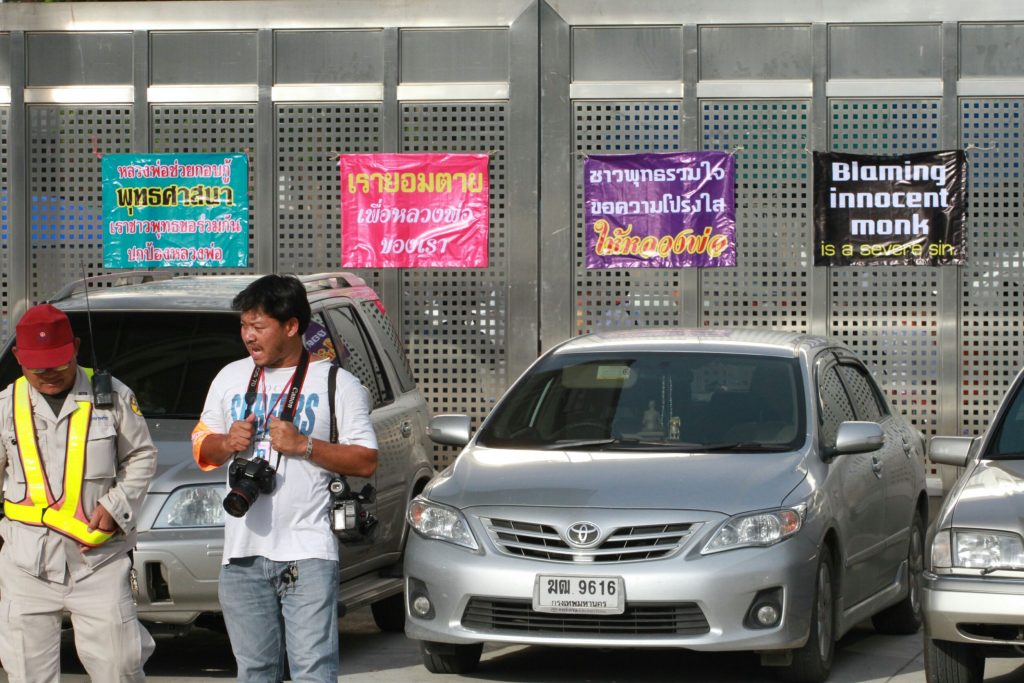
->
[340,153,489,268]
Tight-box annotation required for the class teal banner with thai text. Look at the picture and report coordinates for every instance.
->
[102,153,249,268]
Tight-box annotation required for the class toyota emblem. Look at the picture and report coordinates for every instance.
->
[565,521,601,548]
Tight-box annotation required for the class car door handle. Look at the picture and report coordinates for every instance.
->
[400,420,413,438]
[871,456,883,477]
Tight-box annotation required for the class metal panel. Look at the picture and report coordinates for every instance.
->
[150,105,256,274]
[274,30,385,84]
[700,101,812,331]
[0,107,8,342]
[399,102,509,468]
[572,101,683,335]
[572,27,682,82]
[699,26,811,80]
[274,103,382,289]
[828,25,942,79]
[26,32,132,86]
[828,99,943,436]
[150,31,257,85]
[960,99,1024,435]
[0,34,9,86]
[400,29,509,83]
[28,105,131,301]
[961,24,1024,77]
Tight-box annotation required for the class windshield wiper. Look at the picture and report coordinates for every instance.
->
[545,439,714,452]
[981,564,1024,575]
[542,438,626,450]
[699,442,793,453]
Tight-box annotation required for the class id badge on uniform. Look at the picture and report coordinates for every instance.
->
[253,439,272,462]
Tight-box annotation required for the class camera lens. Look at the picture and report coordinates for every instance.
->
[223,486,255,517]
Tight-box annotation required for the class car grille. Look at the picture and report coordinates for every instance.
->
[462,598,710,636]
[483,518,696,563]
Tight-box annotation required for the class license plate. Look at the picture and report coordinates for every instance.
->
[533,574,625,615]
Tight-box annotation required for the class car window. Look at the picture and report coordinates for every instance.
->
[818,364,856,447]
[477,352,805,451]
[323,305,392,408]
[837,362,887,422]
[359,300,416,393]
[0,311,246,419]
[987,378,1024,458]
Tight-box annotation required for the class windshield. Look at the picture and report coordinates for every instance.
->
[0,311,246,420]
[477,351,806,452]
[986,377,1024,459]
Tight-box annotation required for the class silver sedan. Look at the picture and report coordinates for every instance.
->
[924,365,1024,683]
[404,329,929,683]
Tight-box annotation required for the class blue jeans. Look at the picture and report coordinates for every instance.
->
[219,556,339,683]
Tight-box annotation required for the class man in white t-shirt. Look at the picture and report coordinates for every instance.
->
[191,274,378,682]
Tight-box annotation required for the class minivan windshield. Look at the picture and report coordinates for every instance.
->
[0,311,245,420]
[986,376,1024,459]
[477,351,806,452]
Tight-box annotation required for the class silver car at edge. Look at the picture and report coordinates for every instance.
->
[0,272,436,635]
[404,329,928,683]
[923,365,1024,683]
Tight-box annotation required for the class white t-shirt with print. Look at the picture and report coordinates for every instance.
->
[199,356,378,564]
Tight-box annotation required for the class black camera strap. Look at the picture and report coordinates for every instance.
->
[242,350,311,423]
[328,363,339,444]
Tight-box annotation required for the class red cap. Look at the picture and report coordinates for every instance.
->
[15,304,76,369]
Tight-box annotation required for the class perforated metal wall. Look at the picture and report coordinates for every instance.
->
[960,99,1024,436]
[28,106,132,301]
[399,103,509,466]
[701,101,811,331]
[0,107,8,343]
[828,100,943,435]
[572,101,684,334]
[275,104,382,289]
[151,105,256,274]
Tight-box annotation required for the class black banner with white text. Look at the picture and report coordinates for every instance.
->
[813,150,967,266]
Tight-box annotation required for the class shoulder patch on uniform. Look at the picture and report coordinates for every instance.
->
[130,394,144,417]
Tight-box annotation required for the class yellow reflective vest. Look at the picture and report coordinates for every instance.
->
[3,374,114,547]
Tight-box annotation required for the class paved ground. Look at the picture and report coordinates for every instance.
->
[7,607,1022,682]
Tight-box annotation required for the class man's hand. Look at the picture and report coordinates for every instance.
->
[226,413,257,453]
[81,502,117,552]
[267,415,306,455]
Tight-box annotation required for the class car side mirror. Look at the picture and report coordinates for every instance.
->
[929,436,973,467]
[428,414,472,447]
[827,421,885,458]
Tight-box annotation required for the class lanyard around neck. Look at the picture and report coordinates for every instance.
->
[243,350,310,424]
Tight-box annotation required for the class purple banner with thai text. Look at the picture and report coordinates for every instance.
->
[584,152,736,269]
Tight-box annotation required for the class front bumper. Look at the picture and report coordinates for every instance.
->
[133,527,224,625]
[404,522,819,651]
[923,571,1024,644]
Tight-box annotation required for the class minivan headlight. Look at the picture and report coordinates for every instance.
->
[153,484,225,528]
[702,505,805,554]
[407,496,478,550]
[938,529,1024,569]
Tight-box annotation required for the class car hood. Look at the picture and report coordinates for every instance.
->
[427,446,808,515]
[147,418,224,493]
[947,458,1024,534]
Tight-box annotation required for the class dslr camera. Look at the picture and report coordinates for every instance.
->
[328,476,378,542]
[223,456,276,518]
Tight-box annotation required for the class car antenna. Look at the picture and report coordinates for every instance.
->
[80,258,114,408]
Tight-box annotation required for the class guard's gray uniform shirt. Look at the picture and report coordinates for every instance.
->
[0,368,157,582]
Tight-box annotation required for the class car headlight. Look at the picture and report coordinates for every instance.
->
[153,484,226,528]
[407,496,478,550]
[933,529,1024,569]
[702,505,805,554]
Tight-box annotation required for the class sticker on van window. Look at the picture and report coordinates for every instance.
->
[596,365,631,381]
[303,321,337,362]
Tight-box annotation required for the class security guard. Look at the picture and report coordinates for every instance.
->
[0,304,157,683]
